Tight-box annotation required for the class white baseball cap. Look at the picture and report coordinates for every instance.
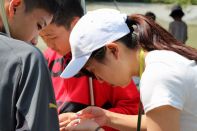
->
[60,9,130,78]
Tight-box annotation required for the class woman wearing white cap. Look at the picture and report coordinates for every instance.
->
[61,9,197,131]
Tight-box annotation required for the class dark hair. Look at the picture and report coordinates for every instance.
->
[170,5,184,18]
[145,11,156,21]
[23,0,59,15]
[51,0,84,29]
[170,10,184,18]
[91,14,197,62]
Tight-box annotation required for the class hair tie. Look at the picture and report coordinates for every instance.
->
[125,17,136,33]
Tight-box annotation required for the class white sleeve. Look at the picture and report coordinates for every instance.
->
[140,62,187,113]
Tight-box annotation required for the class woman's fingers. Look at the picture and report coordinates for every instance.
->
[59,120,71,128]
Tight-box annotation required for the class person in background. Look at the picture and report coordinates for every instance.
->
[39,1,140,131]
[145,11,156,21]
[0,0,60,130]
[61,9,197,131]
[169,4,188,44]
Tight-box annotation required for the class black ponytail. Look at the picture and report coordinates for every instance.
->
[116,17,138,49]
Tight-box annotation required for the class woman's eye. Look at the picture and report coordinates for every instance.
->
[37,23,42,30]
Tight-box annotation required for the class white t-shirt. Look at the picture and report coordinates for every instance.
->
[140,50,197,131]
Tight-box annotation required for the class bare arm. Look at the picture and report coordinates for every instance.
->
[75,106,147,131]
[106,110,146,131]
[146,105,180,131]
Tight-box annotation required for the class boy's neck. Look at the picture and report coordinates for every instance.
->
[174,17,182,21]
[0,24,6,34]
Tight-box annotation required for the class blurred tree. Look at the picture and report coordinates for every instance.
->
[191,0,197,4]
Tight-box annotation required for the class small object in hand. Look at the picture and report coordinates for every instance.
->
[95,126,102,131]
[73,119,81,126]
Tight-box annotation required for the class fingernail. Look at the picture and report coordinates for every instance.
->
[76,112,82,116]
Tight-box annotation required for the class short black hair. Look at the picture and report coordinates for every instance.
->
[51,0,84,29]
[23,0,60,15]
[145,11,156,21]
[170,5,184,18]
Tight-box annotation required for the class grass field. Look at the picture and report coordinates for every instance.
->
[187,24,197,48]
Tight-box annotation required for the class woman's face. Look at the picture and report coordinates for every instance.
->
[85,43,134,87]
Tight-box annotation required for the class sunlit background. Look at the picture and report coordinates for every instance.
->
[37,0,197,51]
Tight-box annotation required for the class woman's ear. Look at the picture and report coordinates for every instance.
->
[8,0,21,18]
[106,42,119,59]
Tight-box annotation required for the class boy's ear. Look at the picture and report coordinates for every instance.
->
[9,0,21,18]
[70,17,80,30]
[106,43,119,59]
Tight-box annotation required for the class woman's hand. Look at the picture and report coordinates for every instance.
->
[76,106,109,126]
[64,119,103,131]
[59,106,108,131]
[59,112,77,131]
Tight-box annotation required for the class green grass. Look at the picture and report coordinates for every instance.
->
[187,24,197,48]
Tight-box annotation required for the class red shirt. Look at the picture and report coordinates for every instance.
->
[44,48,140,130]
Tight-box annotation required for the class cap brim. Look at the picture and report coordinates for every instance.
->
[60,54,91,78]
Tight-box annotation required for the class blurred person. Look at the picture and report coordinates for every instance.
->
[62,9,197,131]
[39,1,140,131]
[0,0,60,130]
[169,4,188,44]
[145,11,156,21]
